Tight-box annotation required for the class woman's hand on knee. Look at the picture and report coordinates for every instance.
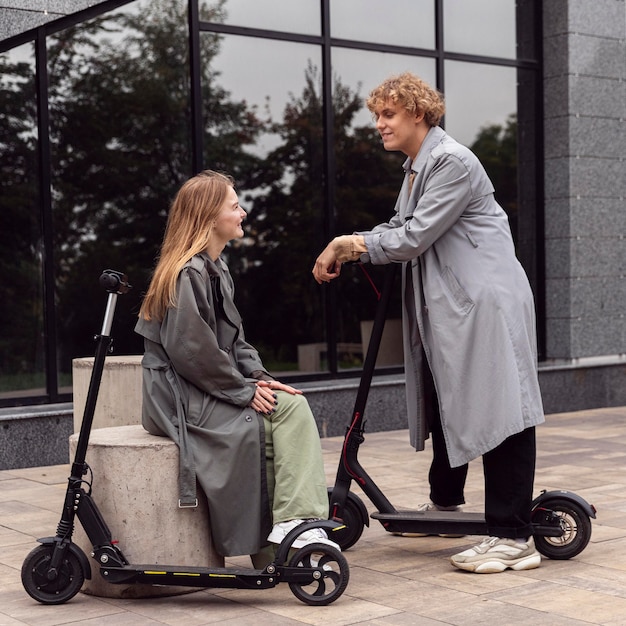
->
[250,384,278,414]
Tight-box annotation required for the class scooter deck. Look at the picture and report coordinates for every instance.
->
[371,510,488,536]
[100,563,320,589]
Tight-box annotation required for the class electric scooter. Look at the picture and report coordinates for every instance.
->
[21,270,349,607]
[328,264,596,560]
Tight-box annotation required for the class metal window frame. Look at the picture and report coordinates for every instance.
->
[0,0,544,406]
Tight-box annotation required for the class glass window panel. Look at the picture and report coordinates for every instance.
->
[444,60,518,236]
[444,0,516,59]
[217,0,320,35]
[47,0,192,391]
[329,50,437,369]
[444,61,516,147]
[0,44,45,401]
[207,34,325,373]
[331,0,435,49]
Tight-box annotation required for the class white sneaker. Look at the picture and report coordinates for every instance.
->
[267,519,341,550]
[450,536,541,573]
[416,502,463,513]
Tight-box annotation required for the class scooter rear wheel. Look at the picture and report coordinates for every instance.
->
[532,497,592,560]
[288,543,349,605]
[21,544,85,604]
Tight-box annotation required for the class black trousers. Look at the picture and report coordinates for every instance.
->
[428,397,536,539]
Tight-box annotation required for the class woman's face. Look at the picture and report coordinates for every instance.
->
[213,185,246,244]
[373,99,424,159]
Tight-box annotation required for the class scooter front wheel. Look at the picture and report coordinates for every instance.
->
[21,544,85,604]
[532,497,592,560]
[288,543,349,605]
[328,489,366,550]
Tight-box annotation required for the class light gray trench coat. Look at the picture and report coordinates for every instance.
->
[357,125,545,467]
[135,252,273,557]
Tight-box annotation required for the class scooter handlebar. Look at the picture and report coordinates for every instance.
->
[99,269,132,294]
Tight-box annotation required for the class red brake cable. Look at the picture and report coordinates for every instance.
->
[357,263,381,300]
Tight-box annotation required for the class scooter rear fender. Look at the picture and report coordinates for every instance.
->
[532,490,597,519]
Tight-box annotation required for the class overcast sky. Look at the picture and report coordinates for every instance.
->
[214,0,517,146]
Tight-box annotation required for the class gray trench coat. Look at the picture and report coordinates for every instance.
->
[358,126,545,467]
[135,253,273,556]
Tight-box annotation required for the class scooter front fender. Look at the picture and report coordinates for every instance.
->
[532,490,597,519]
[37,536,92,579]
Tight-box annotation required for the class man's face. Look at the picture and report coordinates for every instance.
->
[373,99,423,159]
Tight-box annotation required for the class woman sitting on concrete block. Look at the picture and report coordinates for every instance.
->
[135,170,337,564]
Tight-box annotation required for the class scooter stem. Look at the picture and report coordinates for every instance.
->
[72,326,114,472]
[331,264,399,515]
[71,270,131,475]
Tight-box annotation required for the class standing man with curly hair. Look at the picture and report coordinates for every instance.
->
[313,72,545,574]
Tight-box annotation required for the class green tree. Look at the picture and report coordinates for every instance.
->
[0,51,44,388]
[45,0,265,369]
[231,65,401,366]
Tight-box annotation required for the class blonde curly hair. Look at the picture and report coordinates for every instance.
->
[366,72,445,127]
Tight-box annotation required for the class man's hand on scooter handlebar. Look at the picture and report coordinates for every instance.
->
[312,235,366,284]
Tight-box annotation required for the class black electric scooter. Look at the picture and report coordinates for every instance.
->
[328,264,596,560]
[21,270,349,607]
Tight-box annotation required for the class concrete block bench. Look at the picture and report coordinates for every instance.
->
[69,425,224,598]
[72,355,143,432]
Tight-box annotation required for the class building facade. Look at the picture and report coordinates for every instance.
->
[0,0,624,468]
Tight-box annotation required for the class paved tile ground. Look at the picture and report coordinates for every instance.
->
[1,406,625,625]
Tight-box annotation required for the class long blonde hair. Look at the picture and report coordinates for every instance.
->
[139,170,235,321]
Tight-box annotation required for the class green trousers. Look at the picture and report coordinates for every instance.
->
[251,391,329,568]
[263,390,329,523]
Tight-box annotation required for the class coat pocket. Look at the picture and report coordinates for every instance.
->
[441,266,475,315]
